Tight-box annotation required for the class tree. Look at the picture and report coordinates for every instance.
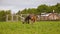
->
[49,3,60,13]
[21,8,28,14]
[37,4,49,14]
[55,3,60,13]
[16,10,21,15]
[5,10,11,21]
[0,10,6,21]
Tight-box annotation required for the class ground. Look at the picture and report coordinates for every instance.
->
[0,21,60,34]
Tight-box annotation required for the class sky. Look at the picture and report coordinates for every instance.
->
[0,0,60,13]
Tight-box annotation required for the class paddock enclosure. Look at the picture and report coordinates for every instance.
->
[0,21,60,34]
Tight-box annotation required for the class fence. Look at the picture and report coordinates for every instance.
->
[1,13,60,22]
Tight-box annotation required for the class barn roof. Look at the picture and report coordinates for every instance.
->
[41,13,51,16]
[41,13,59,16]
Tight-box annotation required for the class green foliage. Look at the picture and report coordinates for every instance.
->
[37,4,49,14]
[0,10,6,21]
[16,10,21,15]
[20,8,37,14]
[27,8,37,14]
[55,3,60,13]
[21,8,28,14]
[5,10,11,15]
[19,3,60,14]
[0,10,11,21]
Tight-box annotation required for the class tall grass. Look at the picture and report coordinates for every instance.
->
[0,21,60,34]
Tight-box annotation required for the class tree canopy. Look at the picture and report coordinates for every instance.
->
[17,3,60,14]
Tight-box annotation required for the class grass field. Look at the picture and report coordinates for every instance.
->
[0,21,60,34]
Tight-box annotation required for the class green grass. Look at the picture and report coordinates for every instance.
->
[0,21,60,34]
